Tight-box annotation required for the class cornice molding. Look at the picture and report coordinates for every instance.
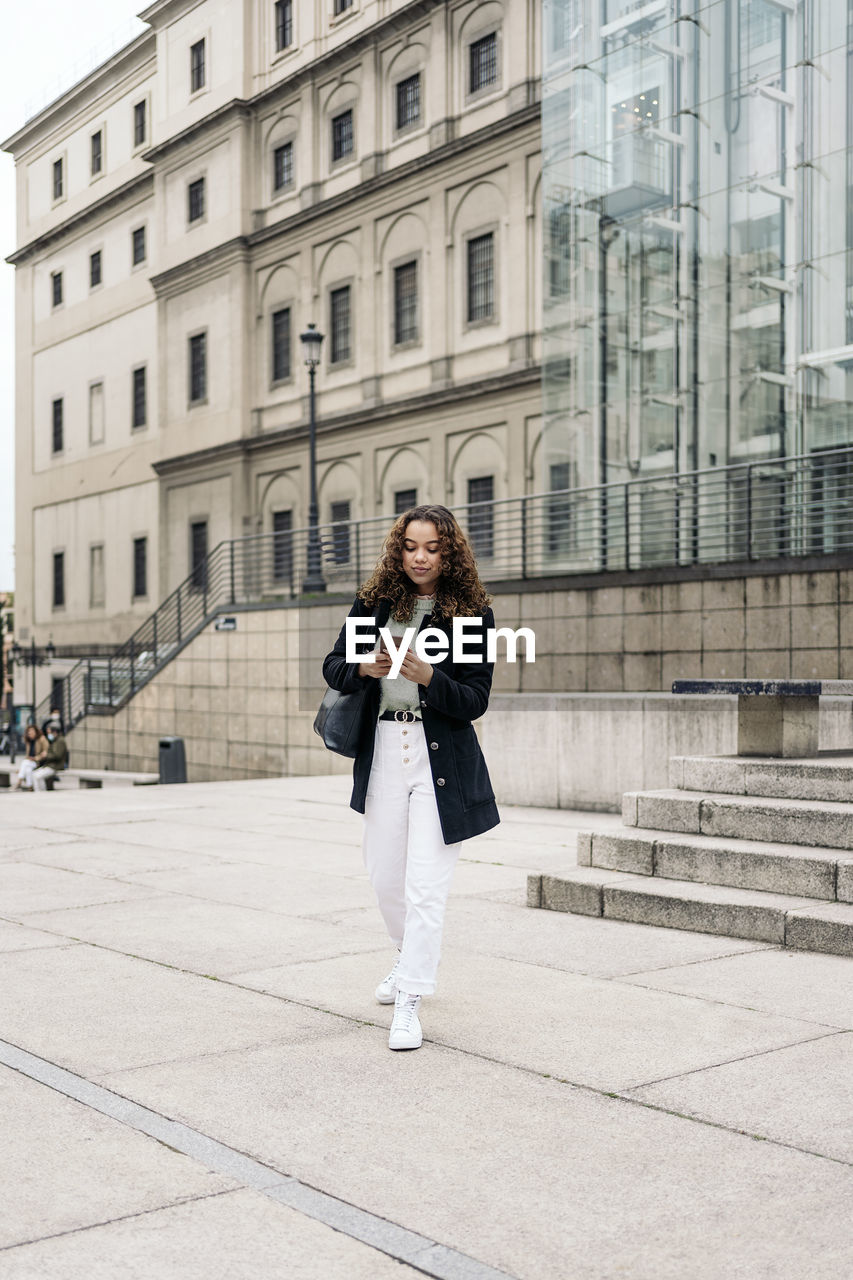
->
[141,99,254,164]
[1,32,156,156]
[152,364,541,477]
[149,236,250,297]
[6,172,154,266]
[249,102,540,254]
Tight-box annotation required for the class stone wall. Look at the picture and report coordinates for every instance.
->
[66,566,853,805]
[490,567,853,694]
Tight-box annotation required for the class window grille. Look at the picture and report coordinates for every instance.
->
[189,333,207,402]
[469,32,498,93]
[272,308,291,382]
[393,260,418,345]
[467,475,494,558]
[330,286,351,363]
[133,537,148,598]
[190,39,206,92]
[396,74,421,130]
[331,500,351,563]
[275,0,293,50]
[332,109,354,162]
[273,141,293,191]
[467,233,495,322]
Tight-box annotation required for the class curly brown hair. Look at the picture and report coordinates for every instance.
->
[358,504,492,622]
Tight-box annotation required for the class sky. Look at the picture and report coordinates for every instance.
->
[0,1,149,593]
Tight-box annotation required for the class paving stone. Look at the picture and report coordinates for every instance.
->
[23,895,384,977]
[0,1066,233,1250]
[0,862,157,917]
[0,1188,426,1280]
[621,947,853,1029]
[0,944,345,1076]
[98,1025,853,1280]
[627,1034,853,1164]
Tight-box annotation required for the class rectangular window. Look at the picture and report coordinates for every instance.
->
[132,226,146,265]
[469,32,498,93]
[90,250,102,288]
[190,520,208,590]
[53,552,65,609]
[51,398,64,454]
[189,332,207,403]
[272,509,293,582]
[132,366,147,429]
[329,285,351,364]
[133,537,148,598]
[271,307,291,382]
[393,260,418,345]
[274,0,292,50]
[133,99,147,147]
[90,130,102,176]
[53,158,63,200]
[90,544,105,607]
[396,73,421,131]
[547,461,573,554]
[51,271,63,308]
[188,177,205,223]
[334,0,353,13]
[190,39,206,93]
[330,500,351,564]
[332,109,354,163]
[394,488,417,515]
[467,232,495,323]
[273,141,293,191]
[88,381,105,446]
[467,475,494,558]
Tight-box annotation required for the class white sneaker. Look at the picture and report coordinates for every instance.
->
[389,990,422,1051]
[375,955,401,1004]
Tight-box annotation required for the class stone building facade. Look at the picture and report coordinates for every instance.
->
[4,0,542,656]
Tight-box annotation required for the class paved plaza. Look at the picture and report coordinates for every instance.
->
[0,775,852,1278]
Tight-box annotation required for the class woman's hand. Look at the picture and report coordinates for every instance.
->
[358,652,393,680]
[398,649,433,687]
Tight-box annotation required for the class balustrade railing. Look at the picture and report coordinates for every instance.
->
[41,445,853,729]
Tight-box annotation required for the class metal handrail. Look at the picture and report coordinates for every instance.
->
[40,445,853,730]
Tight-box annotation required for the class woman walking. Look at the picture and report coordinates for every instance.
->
[322,504,500,1051]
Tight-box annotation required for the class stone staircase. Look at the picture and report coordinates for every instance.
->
[527,753,853,957]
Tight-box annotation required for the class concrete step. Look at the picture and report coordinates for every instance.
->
[528,869,853,956]
[670,752,853,804]
[622,788,853,852]
[576,827,853,902]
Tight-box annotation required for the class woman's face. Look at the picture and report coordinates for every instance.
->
[401,519,442,595]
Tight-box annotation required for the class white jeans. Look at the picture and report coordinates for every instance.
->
[17,759,37,787]
[362,719,461,996]
[33,766,56,791]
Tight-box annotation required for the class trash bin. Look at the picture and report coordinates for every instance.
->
[159,736,187,784]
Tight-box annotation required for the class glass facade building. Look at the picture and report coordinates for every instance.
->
[543,0,853,569]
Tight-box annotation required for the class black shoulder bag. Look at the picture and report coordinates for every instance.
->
[313,682,371,758]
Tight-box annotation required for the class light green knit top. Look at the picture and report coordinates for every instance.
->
[378,595,435,718]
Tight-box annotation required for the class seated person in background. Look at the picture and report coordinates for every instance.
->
[41,707,64,737]
[33,726,68,792]
[15,724,48,791]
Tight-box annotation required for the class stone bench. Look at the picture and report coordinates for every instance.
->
[671,679,853,758]
[0,761,159,789]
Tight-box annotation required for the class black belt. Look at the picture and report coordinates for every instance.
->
[379,709,420,723]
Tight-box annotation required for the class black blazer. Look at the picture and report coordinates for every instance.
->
[322,595,501,845]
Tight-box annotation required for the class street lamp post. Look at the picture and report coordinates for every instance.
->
[11,637,56,727]
[299,322,327,593]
